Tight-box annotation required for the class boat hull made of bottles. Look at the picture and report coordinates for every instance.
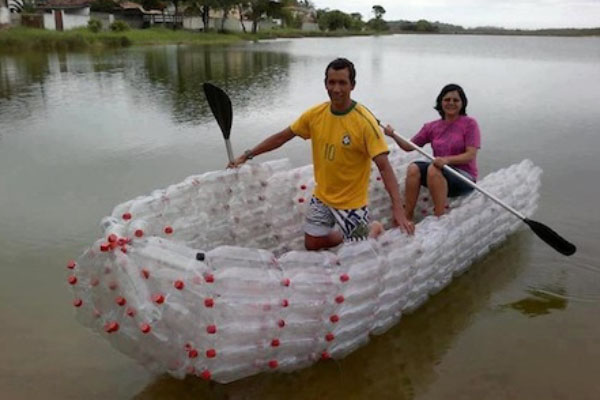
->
[67,149,542,383]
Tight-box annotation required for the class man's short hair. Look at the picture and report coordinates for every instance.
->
[324,58,356,85]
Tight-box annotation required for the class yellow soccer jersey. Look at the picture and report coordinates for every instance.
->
[290,101,388,209]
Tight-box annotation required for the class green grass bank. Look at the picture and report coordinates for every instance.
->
[0,26,377,53]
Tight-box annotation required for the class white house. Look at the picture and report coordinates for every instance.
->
[42,0,91,31]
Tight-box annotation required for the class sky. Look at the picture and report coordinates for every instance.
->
[312,0,600,29]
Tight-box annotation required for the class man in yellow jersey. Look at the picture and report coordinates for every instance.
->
[229,58,414,250]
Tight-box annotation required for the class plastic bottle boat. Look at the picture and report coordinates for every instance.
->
[66,148,541,383]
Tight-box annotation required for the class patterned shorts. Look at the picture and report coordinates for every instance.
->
[304,196,370,241]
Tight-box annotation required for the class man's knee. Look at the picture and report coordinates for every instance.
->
[304,234,323,251]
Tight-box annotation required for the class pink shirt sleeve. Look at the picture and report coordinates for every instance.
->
[411,123,431,147]
[465,118,481,149]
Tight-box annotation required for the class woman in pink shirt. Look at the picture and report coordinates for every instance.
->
[384,84,481,219]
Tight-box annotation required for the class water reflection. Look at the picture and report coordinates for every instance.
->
[0,45,291,125]
[133,235,530,400]
[139,46,290,124]
[503,287,568,317]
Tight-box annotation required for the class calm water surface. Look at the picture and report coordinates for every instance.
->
[1,35,599,399]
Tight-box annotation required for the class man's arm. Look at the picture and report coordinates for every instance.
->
[228,127,296,168]
[373,153,415,234]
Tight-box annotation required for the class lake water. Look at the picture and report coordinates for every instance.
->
[1,34,599,399]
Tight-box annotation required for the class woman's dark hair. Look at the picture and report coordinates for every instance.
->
[324,58,356,85]
[434,83,468,119]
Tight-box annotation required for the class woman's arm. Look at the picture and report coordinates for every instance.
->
[383,125,415,152]
[433,146,478,168]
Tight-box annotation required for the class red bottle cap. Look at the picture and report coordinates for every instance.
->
[188,349,198,358]
[134,229,144,238]
[281,299,289,307]
[115,296,126,306]
[340,274,350,282]
[100,243,110,252]
[140,323,151,334]
[174,280,184,290]
[141,269,150,279]
[164,226,173,234]
[330,314,339,323]
[335,295,345,304]
[107,234,117,243]
[122,212,132,220]
[268,360,278,369]
[321,351,331,360]
[278,319,285,328]
[204,274,214,283]
[67,260,76,269]
[104,321,119,333]
[206,325,217,334]
[206,349,216,358]
[325,333,335,342]
[126,307,136,317]
[200,370,211,380]
[271,338,280,347]
[72,298,83,307]
[67,275,77,285]
[152,293,165,304]
[281,278,290,287]
[204,298,214,308]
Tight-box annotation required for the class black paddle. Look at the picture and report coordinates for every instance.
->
[381,123,576,256]
[203,82,234,163]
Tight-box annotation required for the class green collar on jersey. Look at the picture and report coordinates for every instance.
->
[331,100,357,116]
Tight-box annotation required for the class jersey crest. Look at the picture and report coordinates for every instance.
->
[342,134,351,146]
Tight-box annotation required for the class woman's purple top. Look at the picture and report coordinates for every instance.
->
[411,115,481,179]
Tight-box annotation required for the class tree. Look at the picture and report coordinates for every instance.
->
[297,0,313,8]
[216,0,237,31]
[367,4,387,31]
[244,0,286,33]
[372,5,385,20]
[366,17,388,31]
[348,12,364,31]
[317,9,354,31]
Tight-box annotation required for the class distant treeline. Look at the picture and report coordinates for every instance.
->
[387,20,600,36]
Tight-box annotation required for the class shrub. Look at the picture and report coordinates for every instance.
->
[110,20,130,32]
[88,18,102,33]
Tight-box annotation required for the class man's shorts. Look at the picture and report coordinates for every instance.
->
[414,161,475,198]
[304,196,370,242]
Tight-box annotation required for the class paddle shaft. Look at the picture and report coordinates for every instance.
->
[383,124,526,221]
[225,139,234,164]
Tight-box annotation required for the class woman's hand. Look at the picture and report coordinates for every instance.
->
[383,124,395,137]
[433,157,448,169]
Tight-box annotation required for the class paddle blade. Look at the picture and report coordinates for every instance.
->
[203,83,233,140]
[524,218,576,256]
